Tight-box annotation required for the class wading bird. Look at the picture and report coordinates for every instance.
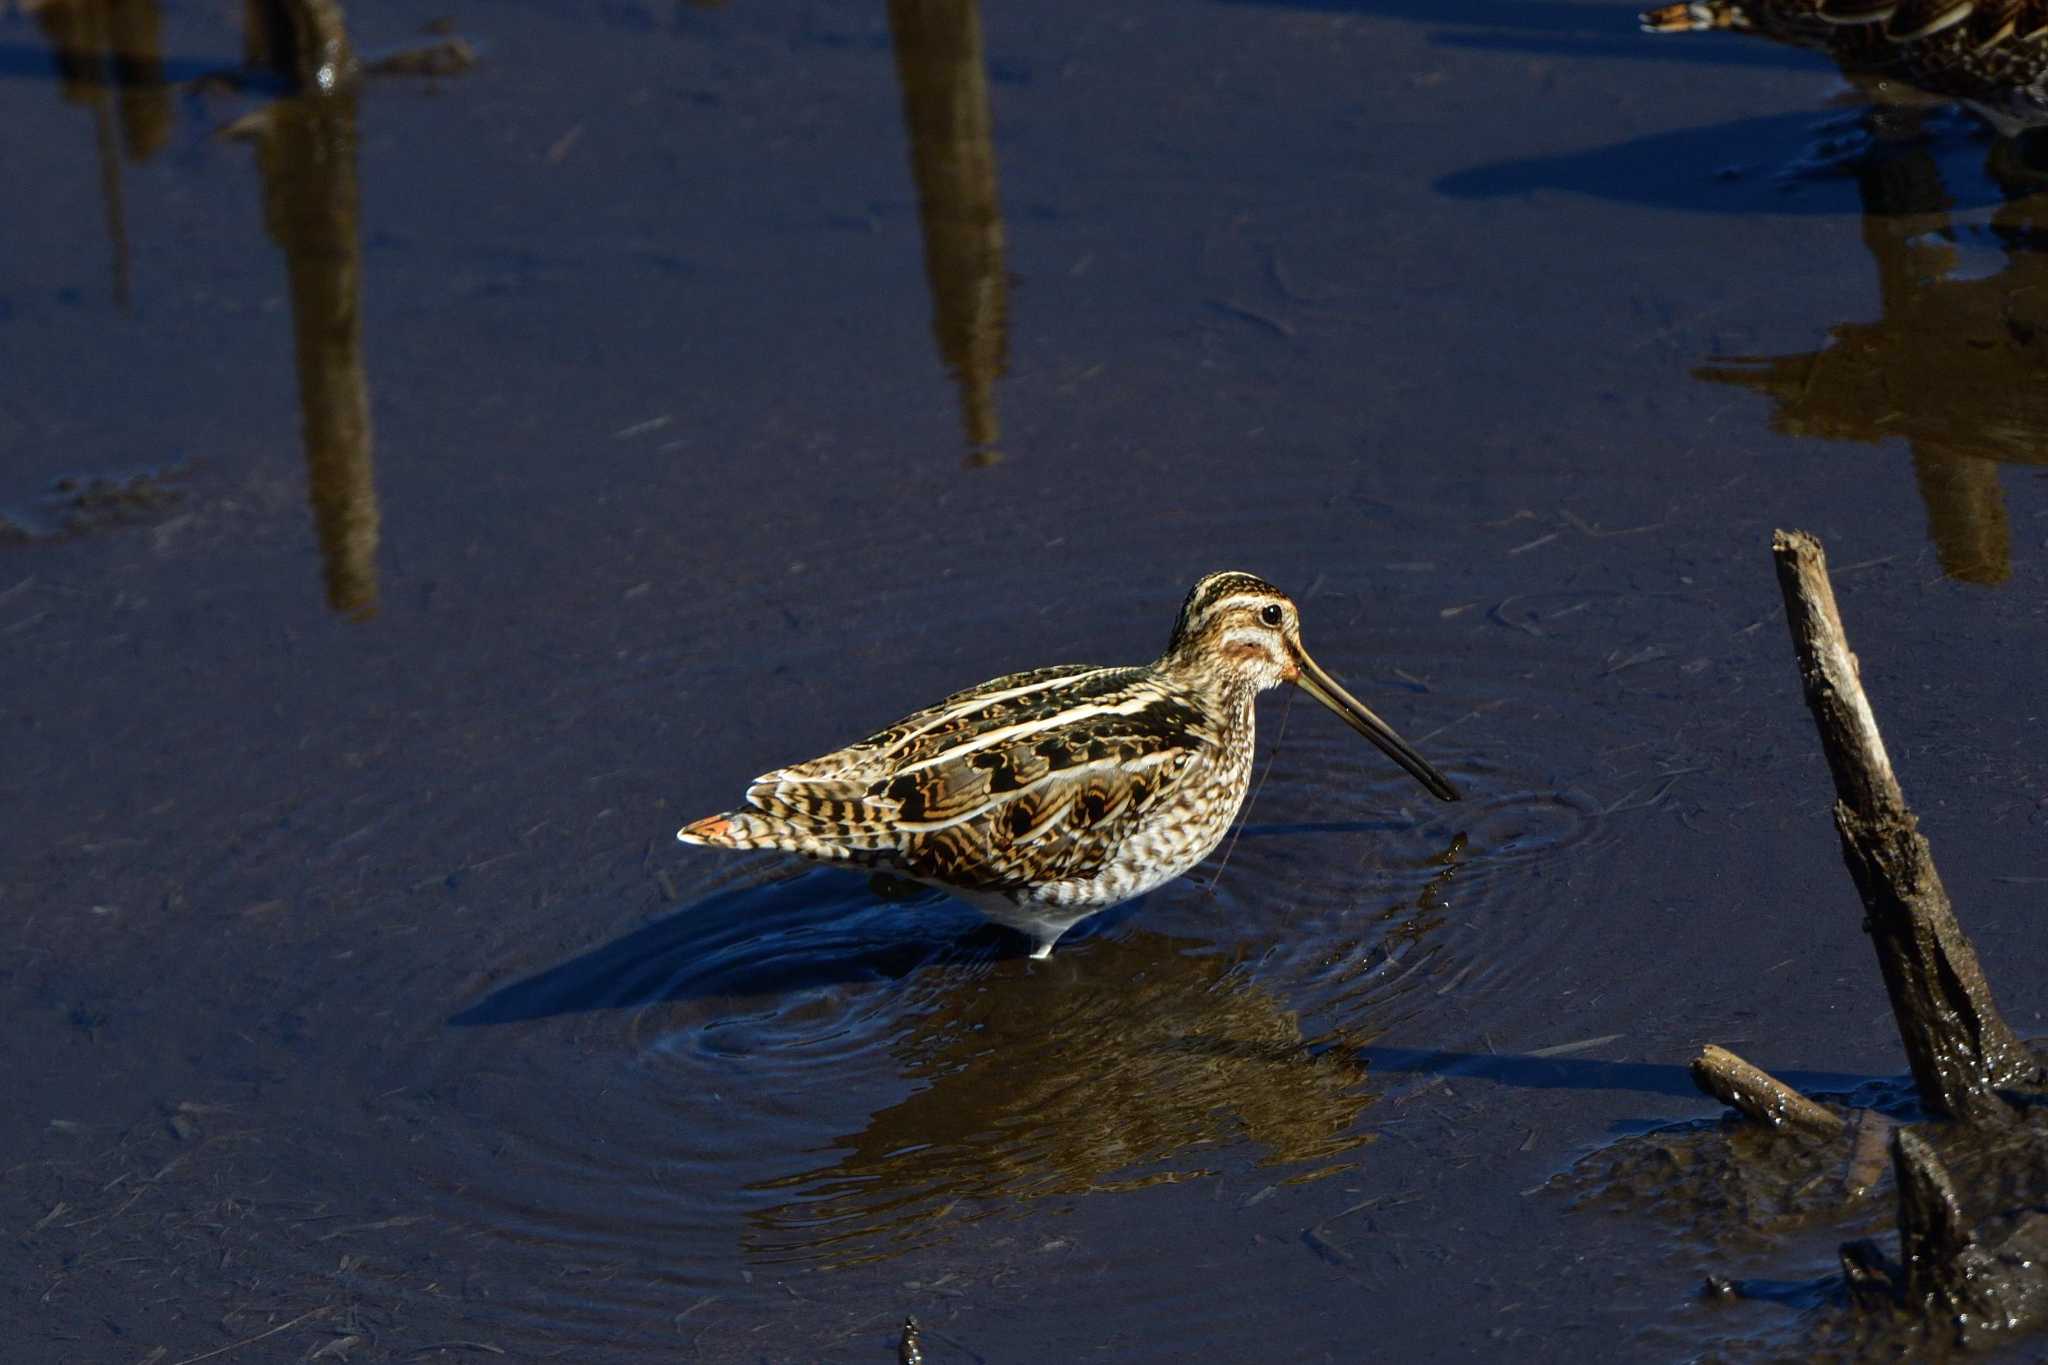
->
[678,572,1460,957]
[1642,0,2048,136]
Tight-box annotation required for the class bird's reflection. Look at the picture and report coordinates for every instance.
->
[1696,121,2048,585]
[743,929,1381,1268]
[452,859,1431,1271]
[888,0,1010,467]
[742,840,1466,1269]
[1439,9,2048,586]
[1635,6,2048,584]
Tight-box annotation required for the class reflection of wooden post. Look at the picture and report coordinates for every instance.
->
[1694,141,2044,586]
[36,0,107,98]
[89,64,132,313]
[36,0,131,308]
[108,0,171,161]
[1771,531,2033,1123]
[244,0,355,89]
[889,0,1008,464]
[1909,446,2010,585]
[1857,150,2011,587]
[242,0,379,619]
[33,0,174,307]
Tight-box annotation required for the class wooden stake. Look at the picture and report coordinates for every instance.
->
[1771,530,2035,1123]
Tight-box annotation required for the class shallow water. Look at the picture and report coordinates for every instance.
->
[6,0,2048,1361]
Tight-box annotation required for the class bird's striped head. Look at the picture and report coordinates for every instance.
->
[1164,571,1300,688]
[1163,570,1461,802]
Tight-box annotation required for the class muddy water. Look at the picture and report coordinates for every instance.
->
[6,1,2048,1361]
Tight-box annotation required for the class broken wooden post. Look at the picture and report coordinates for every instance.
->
[1771,530,2036,1123]
[1883,1126,2048,1341]
[1893,1127,1974,1307]
[1690,1045,1843,1136]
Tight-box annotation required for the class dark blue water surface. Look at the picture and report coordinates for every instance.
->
[5,1,2046,1360]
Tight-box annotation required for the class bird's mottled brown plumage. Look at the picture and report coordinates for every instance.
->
[678,571,1459,957]
[1643,0,2048,132]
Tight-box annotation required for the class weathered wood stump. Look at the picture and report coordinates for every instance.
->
[1674,532,2048,1346]
[1838,1128,2048,1341]
[1769,529,2035,1122]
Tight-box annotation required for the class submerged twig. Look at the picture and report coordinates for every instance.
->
[169,1306,330,1365]
[1840,1107,1895,1200]
[1689,1044,1843,1137]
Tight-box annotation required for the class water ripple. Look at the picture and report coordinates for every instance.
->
[410,661,1628,1319]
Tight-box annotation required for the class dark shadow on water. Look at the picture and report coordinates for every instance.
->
[1722,1277,1840,1311]
[1222,0,1615,24]
[1217,0,1816,69]
[1438,108,2002,218]
[1433,30,1820,69]
[0,42,266,89]
[1360,1045,1883,1101]
[454,808,1438,1027]
[448,867,1009,1025]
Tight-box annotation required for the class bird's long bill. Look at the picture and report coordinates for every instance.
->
[1295,649,1461,802]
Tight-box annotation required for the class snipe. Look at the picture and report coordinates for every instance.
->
[678,571,1460,958]
[1643,1,2048,134]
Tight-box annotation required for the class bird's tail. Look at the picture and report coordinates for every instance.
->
[676,810,865,862]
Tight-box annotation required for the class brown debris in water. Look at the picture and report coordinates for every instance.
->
[362,36,477,79]
[0,468,189,543]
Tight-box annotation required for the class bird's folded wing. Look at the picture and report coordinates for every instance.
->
[739,669,1220,886]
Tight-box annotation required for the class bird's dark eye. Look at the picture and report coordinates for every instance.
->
[1260,604,1283,626]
